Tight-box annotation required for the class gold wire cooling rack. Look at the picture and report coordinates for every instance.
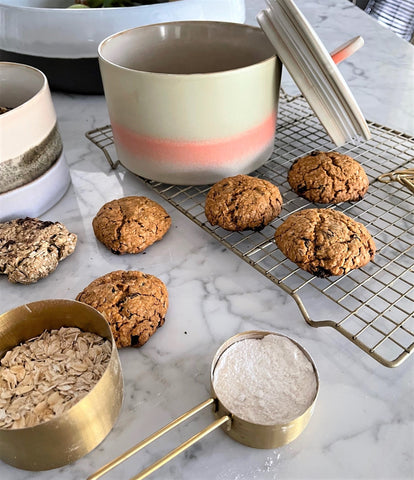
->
[86,92,414,368]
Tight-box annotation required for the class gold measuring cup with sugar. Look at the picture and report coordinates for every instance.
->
[88,330,319,480]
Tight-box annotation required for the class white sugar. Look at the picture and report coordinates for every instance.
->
[212,335,317,425]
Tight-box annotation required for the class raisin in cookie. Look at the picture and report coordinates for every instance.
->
[288,151,369,204]
[92,196,171,254]
[76,270,168,348]
[274,209,376,277]
[205,175,282,231]
[0,217,77,284]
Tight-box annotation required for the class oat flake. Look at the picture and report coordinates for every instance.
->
[0,327,111,429]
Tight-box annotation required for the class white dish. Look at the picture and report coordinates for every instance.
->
[0,0,246,59]
[0,151,71,221]
[0,0,245,93]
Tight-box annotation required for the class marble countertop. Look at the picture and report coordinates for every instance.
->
[1,1,413,479]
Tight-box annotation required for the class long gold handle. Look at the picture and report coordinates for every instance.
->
[131,414,231,480]
[87,398,230,480]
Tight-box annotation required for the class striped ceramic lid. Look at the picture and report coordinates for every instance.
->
[257,0,371,146]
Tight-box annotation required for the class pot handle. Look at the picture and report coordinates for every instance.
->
[87,397,231,480]
[330,35,364,64]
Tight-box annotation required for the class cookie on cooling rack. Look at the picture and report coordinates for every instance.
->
[274,208,376,278]
[205,175,283,231]
[76,270,168,348]
[92,196,171,254]
[0,217,77,284]
[288,151,369,204]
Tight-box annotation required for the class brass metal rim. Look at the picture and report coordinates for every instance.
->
[210,330,319,449]
[0,299,124,471]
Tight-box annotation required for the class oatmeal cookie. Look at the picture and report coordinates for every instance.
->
[92,196,171,254]
[274,208,376,277]
[0,217,77,284]
[288,151,369,204]
[205,175,283,231]
[76,270,168,348]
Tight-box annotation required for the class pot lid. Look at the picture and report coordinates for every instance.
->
[257,0,371,146]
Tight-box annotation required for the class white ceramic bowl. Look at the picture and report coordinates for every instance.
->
[0,151,71,222]
[0,62,70,219]
[0,0,245,93]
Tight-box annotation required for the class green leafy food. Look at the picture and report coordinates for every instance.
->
[70,0,168,7]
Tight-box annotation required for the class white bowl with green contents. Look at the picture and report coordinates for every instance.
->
[0,0,246,93]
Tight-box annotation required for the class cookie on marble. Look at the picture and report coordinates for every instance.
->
[288,151,369,204]
[76,270,168,348]
[274,208,376,277]
[0,217,77,284]
[205,175,283,231]
[92,196,171,254]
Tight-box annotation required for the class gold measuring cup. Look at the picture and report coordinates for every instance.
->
[88,330,319,480]
[0,299,123,471]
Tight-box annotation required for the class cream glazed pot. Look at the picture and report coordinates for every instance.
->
[98,22,280,185]
[0,62,64,193]
[0,62,70,220]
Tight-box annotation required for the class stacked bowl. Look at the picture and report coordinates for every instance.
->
[0,62,71,221]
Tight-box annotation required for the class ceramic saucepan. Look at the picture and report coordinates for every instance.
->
[98,21,280,185]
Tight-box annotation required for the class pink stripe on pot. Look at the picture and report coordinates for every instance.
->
[111,112,276,167]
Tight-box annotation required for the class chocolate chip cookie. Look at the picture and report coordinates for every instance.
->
[274,208,376,277]
[92,196,171,254]
[76,270,168,348]
[288,151,369,204]
[205,175,283,231]
[0,217,77,284]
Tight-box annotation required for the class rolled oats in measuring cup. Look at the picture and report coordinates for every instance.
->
[0,299,123,471]
[89,330,319,480]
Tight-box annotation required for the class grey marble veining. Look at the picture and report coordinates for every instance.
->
[0,1,413,480]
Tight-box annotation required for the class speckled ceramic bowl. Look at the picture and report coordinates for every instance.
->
[0,62,63,192]
[0,62,70,220]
